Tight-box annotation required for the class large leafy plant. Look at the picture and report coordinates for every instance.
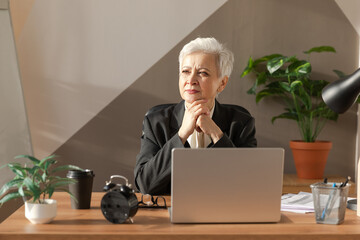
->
[241,46,341,142]
[0,155,82,204]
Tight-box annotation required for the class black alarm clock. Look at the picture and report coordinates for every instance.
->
[101,175,138,224]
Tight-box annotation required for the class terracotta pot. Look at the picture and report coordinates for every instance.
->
[289,140,332,179]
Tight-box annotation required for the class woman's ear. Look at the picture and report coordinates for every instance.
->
[217,76,229,93]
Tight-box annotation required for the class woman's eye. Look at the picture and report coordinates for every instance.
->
[182,70,190,74]
[199,71,209,76]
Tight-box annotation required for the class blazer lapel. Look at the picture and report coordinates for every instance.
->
[212,99,228,132]
[170,100,185,135]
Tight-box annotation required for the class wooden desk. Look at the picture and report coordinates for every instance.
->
[1,192,360,240]
[283,174,356,195]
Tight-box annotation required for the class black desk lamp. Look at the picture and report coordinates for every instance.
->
[322,68,360,113]
[322,68,360,213]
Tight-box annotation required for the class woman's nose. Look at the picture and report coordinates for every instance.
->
[187,73,198,85]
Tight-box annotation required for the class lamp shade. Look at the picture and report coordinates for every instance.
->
[322,68,360,114]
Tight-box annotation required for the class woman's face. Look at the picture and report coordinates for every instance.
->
[179,52,228,109]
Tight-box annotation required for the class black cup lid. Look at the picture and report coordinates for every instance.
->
[67,169,94,178]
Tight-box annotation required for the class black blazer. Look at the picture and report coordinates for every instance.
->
[134,100,257,195]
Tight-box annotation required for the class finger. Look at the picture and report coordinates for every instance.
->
[196,114,213,134]
[194,107,210,117]
[188,99,208,109]
[188,102,209,114]
[185,105,209,122]
[195,115,206,132]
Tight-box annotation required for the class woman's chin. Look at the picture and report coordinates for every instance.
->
[184,97,201,104]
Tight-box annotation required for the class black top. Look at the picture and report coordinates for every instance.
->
[134,100,257,195]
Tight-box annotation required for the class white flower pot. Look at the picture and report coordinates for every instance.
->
[25,199,57,224]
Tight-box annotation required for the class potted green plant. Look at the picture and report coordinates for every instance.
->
[241,46,341,179]
[0,154,82,224]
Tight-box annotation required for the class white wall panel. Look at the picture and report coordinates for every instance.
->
[335,0,360,37]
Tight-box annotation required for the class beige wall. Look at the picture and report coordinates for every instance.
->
[11,0,226,160]
[9,0,34,40]
[9,0,359,192]
[0,0,32,222]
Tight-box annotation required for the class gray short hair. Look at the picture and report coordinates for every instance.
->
[179,37,234,79]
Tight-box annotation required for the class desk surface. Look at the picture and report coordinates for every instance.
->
[283,174,356,195]
[1,191,360,240]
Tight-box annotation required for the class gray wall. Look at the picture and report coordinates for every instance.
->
[54,0,359,190]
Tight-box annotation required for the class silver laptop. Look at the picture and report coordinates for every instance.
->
[170,148,284,223]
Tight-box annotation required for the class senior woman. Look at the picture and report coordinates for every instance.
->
[134,37,257,195]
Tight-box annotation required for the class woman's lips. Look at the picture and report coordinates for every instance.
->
[185,89,200,94]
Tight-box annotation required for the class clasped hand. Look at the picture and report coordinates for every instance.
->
[178,99,223,144]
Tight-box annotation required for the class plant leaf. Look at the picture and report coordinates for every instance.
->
[287,60,306,75]
[18,185,25,197]
[0,164,8,170]
[279,82,291,92]
[15,155,40,164]
[0,192,22,205]
[290,80,303,93]
[312,106,338,121]
[297,87,312,110]
[39,154,57,168]
[49,177,77,186]
[241,57,254,77]
[290,80,302,88]
[271,112,298,123]
[242,45,339,142]
[295,62,311,75]
[0,178,24,197]
[44,158,57,172]
[7,164,26,178]
[267,57,284,74]
[256,72,267,86]
[247,84,256,95]
[51,165,83,174]
[303,46,336,54]
[304,79,329,97]
[42,172,47,182]
[47,187,54,199]
[253,54,283,66]
[325,109,339,121]
[333,69,346,78]
[48,179,77,191]
[28,166,40,175]
[267,56,297,74]
[255,88,284,103]
[247,72,267,95]
[266,69,288,78]
[23,177,41,200]
[356,96,360,103]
